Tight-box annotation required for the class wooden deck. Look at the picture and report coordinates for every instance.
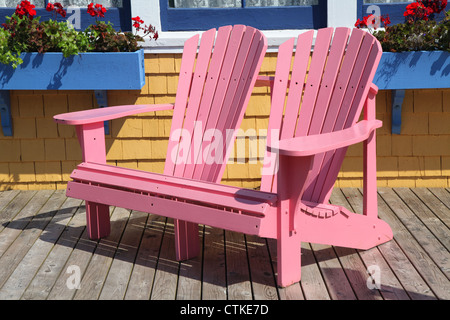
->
[0,188,448,301]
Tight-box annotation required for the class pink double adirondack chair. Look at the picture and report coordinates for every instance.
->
[54,25,393,287]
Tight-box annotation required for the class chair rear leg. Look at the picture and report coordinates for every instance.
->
[86,201,111,240]
[174,219,200,261]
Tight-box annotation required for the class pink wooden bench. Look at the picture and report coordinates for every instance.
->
[54,26,393,287]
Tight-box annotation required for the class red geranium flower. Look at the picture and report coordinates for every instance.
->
[404,1,433,22]
[46,3,54,12]
[421,0,448,14]
[381,14,391,27]
[132,16,145,29]
[15,1,37,19]
[46,2,66,18]
[88,3,107,18]
[131,16,158,40]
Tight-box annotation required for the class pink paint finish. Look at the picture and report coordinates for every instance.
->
[54,104,174,126]
[54,27,392,288]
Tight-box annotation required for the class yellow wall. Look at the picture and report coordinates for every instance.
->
[0,53,449,191]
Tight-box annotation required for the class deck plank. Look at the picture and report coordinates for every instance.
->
[21,200,87,300]
[394,188,450,251]
[0,190,35,234]
[428,188,450,213]
[339,188,413,300]
[0,190,20,214]
[412,188,450,229]
[246,234,278,300]
[0,190,62,290]
[149,218,179,300]
[330,190,384,300]
[72,206,131,300]
[299,242,331,300]
[0,191,38,256]
[201,225,227,300]
[225,230,252,300]
[377,188,450,300]
[124,214,166,300]
[0,188,448,300]
[99,211,148,300]
[310,242,357,300]
[0,196,82,300]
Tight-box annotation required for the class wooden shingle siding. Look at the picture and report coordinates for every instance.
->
[0,55,449,190]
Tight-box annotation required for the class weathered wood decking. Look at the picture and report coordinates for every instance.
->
[0,188,448,300]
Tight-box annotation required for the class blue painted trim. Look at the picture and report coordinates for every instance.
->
[0,90,12,137]
[0,7,131,31]
[391,89,405,135]
[160,0,327,31]
[95,90,110,135]
[0,49,145,90]
[373,51,450,90]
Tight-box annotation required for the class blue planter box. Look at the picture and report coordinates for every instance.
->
[0,49,145,90]
[373,51,450,90]
[372,51,449,134]
[0,49,145,136]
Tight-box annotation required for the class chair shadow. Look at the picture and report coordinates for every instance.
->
[1,206,434,300]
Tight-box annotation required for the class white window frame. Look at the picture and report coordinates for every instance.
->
[131,0,358,53]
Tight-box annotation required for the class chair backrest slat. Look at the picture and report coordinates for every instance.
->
[280,31,314,141]
[208,27,267,182]
[172,27,218,179]
[260,37,296,193]
[307,28,350,136]
[192,25,248,180]
[181,26,233,179]
[164,34,200,177]
[295,28,333,138]
[165,25,268,184]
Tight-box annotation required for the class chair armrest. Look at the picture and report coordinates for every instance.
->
[53,104,174,126]
[267,120,382,157]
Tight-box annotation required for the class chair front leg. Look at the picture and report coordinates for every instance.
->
[75,122,111,239]
[276,154,313,287]
[174,220,200,261]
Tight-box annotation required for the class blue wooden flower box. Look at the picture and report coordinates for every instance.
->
[373,51,450,134]
[373,51,449,90]
[0,49,145,90]
[0,49,145,136]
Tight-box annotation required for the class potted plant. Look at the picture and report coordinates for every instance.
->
[355,0,449,90]
[0,1,158,90]
[355,0,449,134]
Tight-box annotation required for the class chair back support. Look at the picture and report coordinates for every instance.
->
[164,25,268,183]
[261,28,382,203]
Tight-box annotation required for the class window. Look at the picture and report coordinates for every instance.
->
[358,0,412,25]
[0,0,131,31]
[160,0,327,31]
[358,0,446,25]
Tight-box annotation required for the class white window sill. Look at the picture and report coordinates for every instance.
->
[142,29,319,54]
